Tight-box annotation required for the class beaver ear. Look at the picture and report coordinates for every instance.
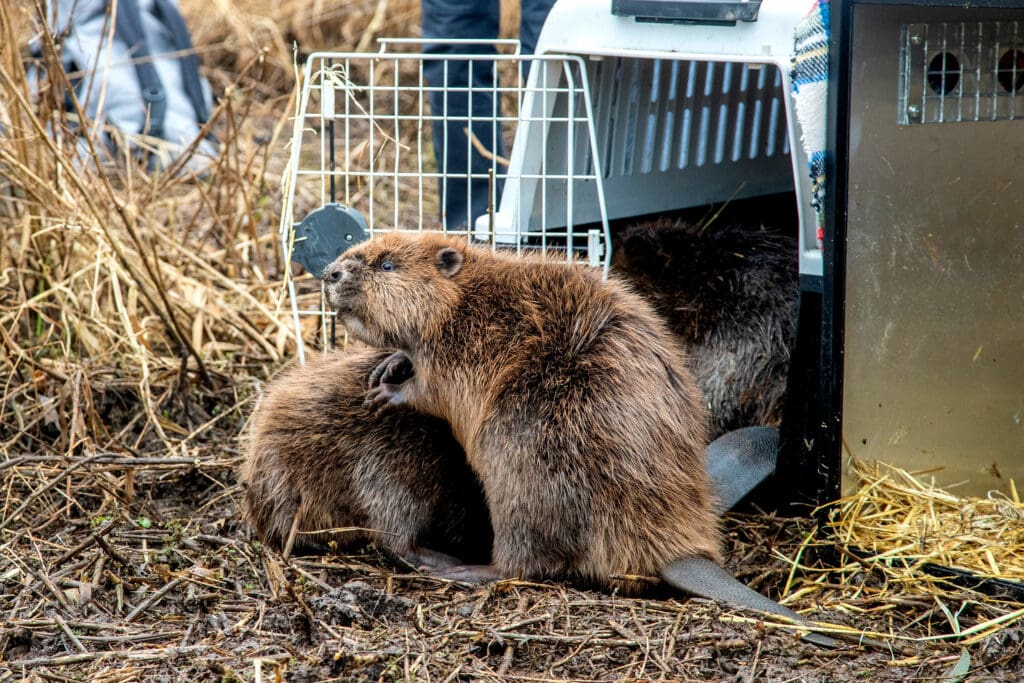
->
[436,247,463,277]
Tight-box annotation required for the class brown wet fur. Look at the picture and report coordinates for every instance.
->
[240,347,492,564]
[612,218,798,439]
[325,233,721,592]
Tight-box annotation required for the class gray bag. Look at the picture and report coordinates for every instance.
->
[30,0,217,170]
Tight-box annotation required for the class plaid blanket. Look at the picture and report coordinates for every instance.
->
[791,0,830,247]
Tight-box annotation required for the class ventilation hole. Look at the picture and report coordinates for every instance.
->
[697,105,710,167]
[622,59,642,175]
[703,62,715,98]
[749,99,763,160]
[997,49,1024,92]
[926,52,960,95]
[660,111,674,171]
[642,112,657,173]
[714,103,728,164]
[766,97,779,157]
[667,60,680,101]
[678,108,691,169]
[732,102,745,162]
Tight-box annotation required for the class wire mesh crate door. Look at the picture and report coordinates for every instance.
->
[279,43,609,360]
[900,20,1024,125]
[485,55,611,267]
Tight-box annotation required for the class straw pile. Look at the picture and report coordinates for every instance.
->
[778,460,1024,647]
[1,1,1022,680]
[834,461,1023,589]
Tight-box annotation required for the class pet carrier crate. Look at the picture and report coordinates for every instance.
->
[280,0,822,500]
[496,0,821,278]
[816,0,1024,505]
[280,0,818,354]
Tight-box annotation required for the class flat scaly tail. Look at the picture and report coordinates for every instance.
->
[706,426,778,515]
[662,557,839,649]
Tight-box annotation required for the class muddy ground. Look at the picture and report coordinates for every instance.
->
[2,441,1022,682]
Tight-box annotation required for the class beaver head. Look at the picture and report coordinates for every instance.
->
[323,232,467,349]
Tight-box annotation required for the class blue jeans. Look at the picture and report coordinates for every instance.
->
[421,0,555,231]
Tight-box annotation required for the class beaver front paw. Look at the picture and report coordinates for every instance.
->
[368,351,414,389]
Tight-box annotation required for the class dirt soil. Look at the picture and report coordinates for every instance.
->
[3,441,1022,682]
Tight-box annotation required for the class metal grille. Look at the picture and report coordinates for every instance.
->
[279,40,608,359]
[899,21,1024,125]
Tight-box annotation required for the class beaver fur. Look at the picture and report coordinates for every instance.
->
[323,232,719,591]
[612,218,798,438]
[240,347,492,565]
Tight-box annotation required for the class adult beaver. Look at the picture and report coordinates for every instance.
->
[321,233,834,646]
[326,233,717,586]
[612,218,798,438]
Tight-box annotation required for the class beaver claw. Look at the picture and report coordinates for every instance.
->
[365,382,408,416]
[368,351,414,389]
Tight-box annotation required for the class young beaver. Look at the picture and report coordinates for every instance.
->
[240,347,492,566]
[612,218,798,439]
[323,233,837,646]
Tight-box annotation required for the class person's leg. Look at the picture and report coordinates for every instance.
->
[421,0,504,232]
[519,0,557,56]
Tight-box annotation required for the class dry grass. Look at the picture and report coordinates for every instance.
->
[833,461,1024,587]
[782,461,1024,645]
[1,1,1022,680]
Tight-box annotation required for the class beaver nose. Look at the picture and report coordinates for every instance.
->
[322,262,344,282]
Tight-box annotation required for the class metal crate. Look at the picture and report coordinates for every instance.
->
[899,20,1024,125]
[828,2,1024,500]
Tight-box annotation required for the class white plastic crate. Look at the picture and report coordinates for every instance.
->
[280,1,819,358]
[515,0,820,277]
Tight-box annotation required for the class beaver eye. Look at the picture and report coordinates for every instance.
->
[380,260,395,272]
